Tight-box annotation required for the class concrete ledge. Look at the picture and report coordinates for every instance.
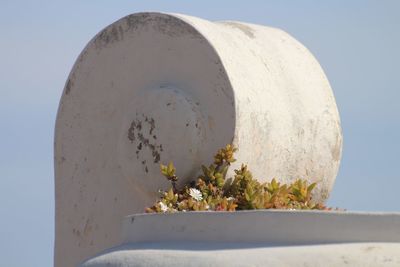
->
[81,242,400,267]
[80,210,400,266]
[122,210,400,244]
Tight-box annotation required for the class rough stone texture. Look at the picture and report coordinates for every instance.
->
[80,211,400,267]
[55,12,342,267]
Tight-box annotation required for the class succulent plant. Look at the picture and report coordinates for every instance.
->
[145,144,332,213]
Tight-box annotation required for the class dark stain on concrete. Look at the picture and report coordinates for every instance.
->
[125,13,199,37]
[94,13,201,50]
[128,121,137,142]
[136,121,142,131]
[65,78,73,95]
[331,130,342,162]
[94,24,125,49]
[152,150,160,163]
[73,228,81,237]
[148,118,155,135]
[363,246,379,252]
[128,114,163,168]
[222,21,255,38]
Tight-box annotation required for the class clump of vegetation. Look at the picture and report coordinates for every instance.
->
[146,144,330,213]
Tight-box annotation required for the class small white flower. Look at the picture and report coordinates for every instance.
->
[227,197,235,201]
[204,204,210,210]
[189,188,203,201]
[159,201,168,212]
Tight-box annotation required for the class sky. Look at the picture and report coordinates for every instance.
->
[1,1,399,266]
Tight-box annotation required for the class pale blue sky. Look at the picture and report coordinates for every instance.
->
[1,1,399,266]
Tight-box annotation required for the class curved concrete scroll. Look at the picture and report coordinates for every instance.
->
[55,12,342,267]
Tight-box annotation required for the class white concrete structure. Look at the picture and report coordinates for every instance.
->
[55,12,342,266]
[80,211,400,267]
[82,243,400,267]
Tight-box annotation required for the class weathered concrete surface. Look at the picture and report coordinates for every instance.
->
[80,211,400,267]
[55,12,342,267]
[120,210,400,244]
[80,243,400,267]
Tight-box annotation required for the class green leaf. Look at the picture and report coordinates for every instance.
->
[201,165,208,176]
[160,164,168,176]
[167,162,175,176]
[216,177,225,188]
[244,191,250,201]
[307,182,317,192]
